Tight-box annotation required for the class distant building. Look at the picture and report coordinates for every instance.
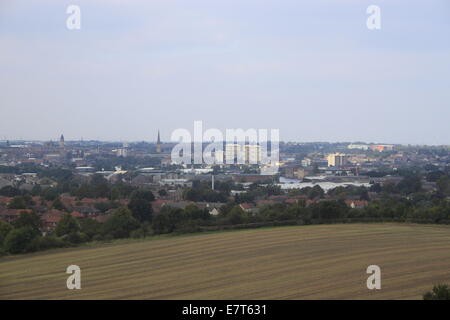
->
[348,144,369,150]
[116,148,127,157]
[75,166,95,174]
[232,174,275,183]
[370,144,394,152]
[117,142,128,157]
[244,144,261,164]
[156,130,162,153]
[327,153,349,167]
[225,143,261,164]
[301,158,312,167]
[59,134,65,148]
[348,143,394,152]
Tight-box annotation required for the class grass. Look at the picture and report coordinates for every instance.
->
[1,223,450,299]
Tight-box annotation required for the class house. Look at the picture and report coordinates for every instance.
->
[70,211,84,219]
[162,201,196,210]
[285,198,299,205]
[95,213,112,223]
[0,209,32,223]
[345,200,369,209]
[239,203,254,212]
[209,208,220,216]
[305,200,316,207]
[152,199,172,212]
[255,199,276,207]
[268,195,289,203]
[71,206,100,216]
[0,197,12,206]
[41,209,66,231]
[239,203,259,215]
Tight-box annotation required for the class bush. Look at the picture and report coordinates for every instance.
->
[13,211,41,236]
[175,221,201,234]
[66,232,88,244]
[102,207,140,239]
[80,218,102,241]
[39,235,67,250]
[130,229,146,239]
[55,214,80,237]
[0,220,13,247]
[423,284,450,300]
[28,235,67,251]
[4,227,38,254]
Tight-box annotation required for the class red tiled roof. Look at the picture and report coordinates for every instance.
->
[44,216,61,224]
[70,211,84,218]
[0,197,12,206]
[95,214,112,223]
[255,200,276,206]
[0,208,32,219]
[240,203,254,210]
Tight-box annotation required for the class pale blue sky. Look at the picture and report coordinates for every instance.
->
[0,0,449,144]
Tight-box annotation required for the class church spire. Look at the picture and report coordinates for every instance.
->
[156,130,162,153]
[59,134,65,148]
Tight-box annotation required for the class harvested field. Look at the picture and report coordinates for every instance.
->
[1,223,450,299]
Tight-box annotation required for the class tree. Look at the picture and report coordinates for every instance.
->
[7,196,27,209]
[226,206,246,225]
[184,204,210,221]
[102,207,140,239]
[0,186,20,197]
[130,189,155,202]
[4,227,37,254]
[152,212,170,235]
[152,207,183,234]
[311,201,348,220]
[55,214,80,237]
[437,176,450,196]
[29,235,66,251]
[0,220,13,247]
[128,198,153,223]
[52,197,68,211]
[397,175,422,195]
[423,284,450,300]
[308,185,325,200]
[41,187,59,201]
[79,218,102,241]
[13,211,41,236]
[90,174,110,198]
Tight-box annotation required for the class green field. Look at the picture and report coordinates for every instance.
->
[1,223,450,299]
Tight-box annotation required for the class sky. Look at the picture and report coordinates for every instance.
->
[0,0,449,145]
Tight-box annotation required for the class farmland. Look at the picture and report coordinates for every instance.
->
[1,223,450,299]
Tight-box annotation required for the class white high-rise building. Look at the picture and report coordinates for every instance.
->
[244,144,261,164]
[327,153,349,167]
[224,143,261,164]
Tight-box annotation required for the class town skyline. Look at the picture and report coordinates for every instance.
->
[0,132,448,147]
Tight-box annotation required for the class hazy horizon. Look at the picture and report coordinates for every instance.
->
[2,137,448,147]
[1,0,449,145]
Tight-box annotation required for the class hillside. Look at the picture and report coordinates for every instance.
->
[1,223,450,299]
